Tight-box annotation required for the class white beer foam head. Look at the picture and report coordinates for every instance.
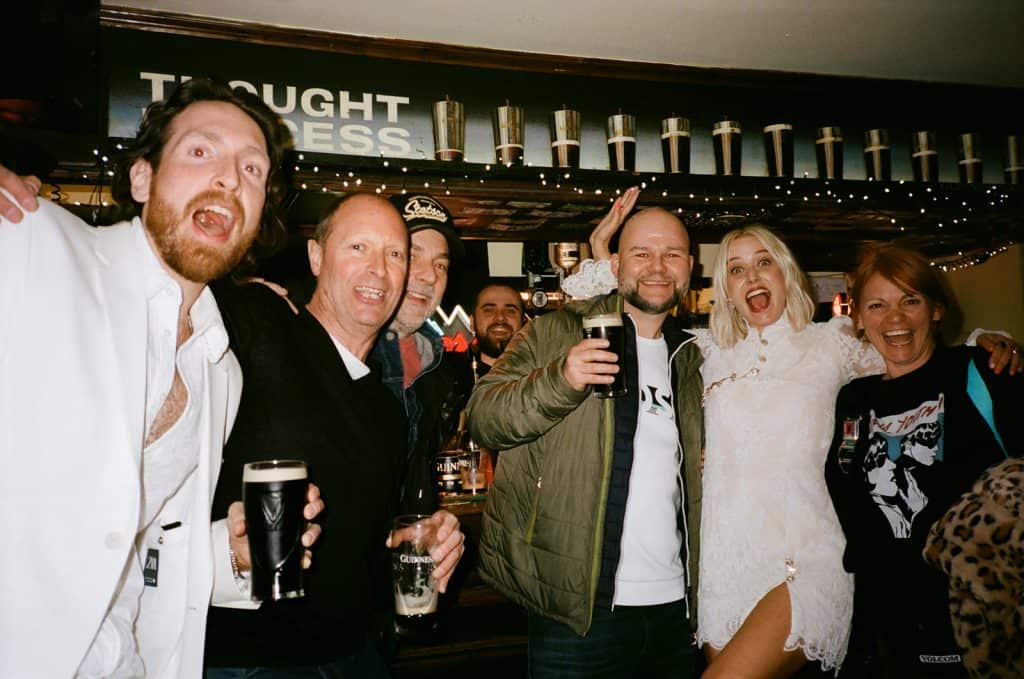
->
[582,313,623,329]
[243,460,307,483]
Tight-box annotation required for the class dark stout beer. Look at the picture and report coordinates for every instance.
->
[911,131,939,183]
[661,117,691,174]
[243,460,307,602]
[550,108,581,168]
[607,114,636,171]
[912,151,939,182]
[863,129,892,181]
[582,313,626,398]
[816,126,844,180]
[552,142,581,168]
[763,124,793,178]
[713,120,742,176]
[958,133,983,184]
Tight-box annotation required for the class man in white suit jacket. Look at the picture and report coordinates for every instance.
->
[0,78,319,678]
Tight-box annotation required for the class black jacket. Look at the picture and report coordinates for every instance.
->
[205,281,408,668]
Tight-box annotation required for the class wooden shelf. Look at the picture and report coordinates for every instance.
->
[43,146,1024,270]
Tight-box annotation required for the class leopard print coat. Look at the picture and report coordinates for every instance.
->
[924,458,1024,679]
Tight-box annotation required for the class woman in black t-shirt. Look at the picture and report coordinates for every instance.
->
[825,243,1022,679]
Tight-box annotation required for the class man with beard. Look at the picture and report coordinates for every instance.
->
[204,194,465,677]
[0,78,322,678]
[470,283,525,379]
[368,194,473,515]
[467,208,705,677]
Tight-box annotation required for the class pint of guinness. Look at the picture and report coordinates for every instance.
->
[713,120,742,176]
[493,103,525,166]
[763,123,793,178]
[863,129,892,181]
[911,131,939,183]
[582,313,626,398]
[607,113,636,171]
[661,116,691,174]
[550,107,582,169]
[816,126,844,180]
[242,459,308,602]
[958,133,983,184]
[391,514,440,637]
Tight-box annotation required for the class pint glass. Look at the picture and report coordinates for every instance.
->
[242,459,308,602]
[391,514,440,636]
[582,313,626,398]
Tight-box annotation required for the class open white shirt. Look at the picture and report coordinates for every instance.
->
[78,222,228,678]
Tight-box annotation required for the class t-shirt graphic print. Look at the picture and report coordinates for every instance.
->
[866,393,945,538]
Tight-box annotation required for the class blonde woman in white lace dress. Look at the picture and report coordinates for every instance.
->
[563,199,1016,678]
[695,225,880,677]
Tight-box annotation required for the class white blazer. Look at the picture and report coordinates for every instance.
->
[0,198,244,678]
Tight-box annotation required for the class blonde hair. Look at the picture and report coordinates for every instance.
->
[709,225,815,348]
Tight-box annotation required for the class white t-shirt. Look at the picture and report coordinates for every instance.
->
[613,335,687,606]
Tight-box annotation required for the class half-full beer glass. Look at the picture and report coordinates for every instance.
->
[582,313,626,398]
[391,514,440,636]
[242,459,308,602]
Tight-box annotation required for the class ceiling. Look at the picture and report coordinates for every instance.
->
[106,0,1024,87]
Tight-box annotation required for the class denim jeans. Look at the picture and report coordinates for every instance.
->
[528,599,697,679]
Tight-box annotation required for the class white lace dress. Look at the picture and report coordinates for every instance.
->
[694,316,884,670]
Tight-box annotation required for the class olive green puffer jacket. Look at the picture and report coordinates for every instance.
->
[467,293,705,636]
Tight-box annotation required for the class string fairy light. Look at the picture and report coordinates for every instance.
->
[44,145,1022,271]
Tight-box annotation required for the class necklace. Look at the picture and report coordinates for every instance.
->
[701,366,760,405]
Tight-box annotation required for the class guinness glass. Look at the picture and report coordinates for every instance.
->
[493,103,525,166]
[816,126,844,180]
[911,131,939,183]
[432,97,465,162]
[550,107,582,169]
[391,514,440,637]
[863,129,892,181]
[661,116,691,174]
[763,123,793,178]
[242,460,308,602]
[958,133,983,184]
[582,313,626,398]
[1005,134,1022,185]
[713,120,742,176]
[607,113,636,171]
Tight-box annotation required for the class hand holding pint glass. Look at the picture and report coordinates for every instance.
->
[563,313,626,398]
[390,514,442,636]
[240,459,312,602]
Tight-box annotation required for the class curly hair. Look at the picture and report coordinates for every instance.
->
[111,77,293,270]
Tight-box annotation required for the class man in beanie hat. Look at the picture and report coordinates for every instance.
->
[370,194,473,515]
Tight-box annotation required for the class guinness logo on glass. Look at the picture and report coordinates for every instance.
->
[261,491,285,530]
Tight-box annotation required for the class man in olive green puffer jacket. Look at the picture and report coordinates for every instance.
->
[467,208,705,678]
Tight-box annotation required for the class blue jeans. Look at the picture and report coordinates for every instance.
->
[528,599,697,679]
[206,640,389,679]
